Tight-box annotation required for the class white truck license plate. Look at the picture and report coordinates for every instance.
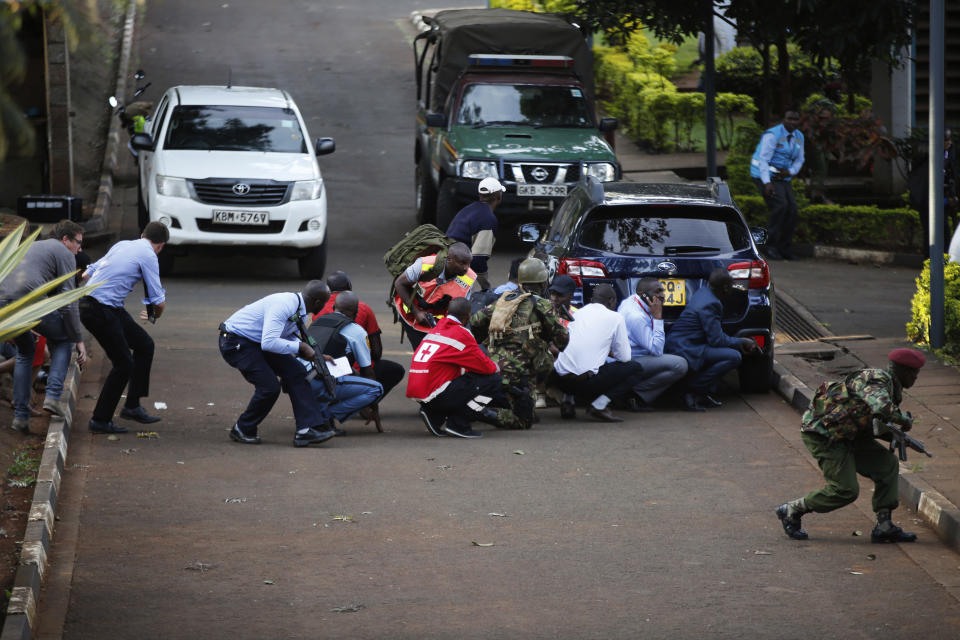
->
[517,184,567,197]
[212,210,269,225]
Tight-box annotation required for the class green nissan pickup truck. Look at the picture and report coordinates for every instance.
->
[413,8,620,229]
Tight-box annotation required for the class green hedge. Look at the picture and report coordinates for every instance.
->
[594,45,755,153]
[907,258,960,357]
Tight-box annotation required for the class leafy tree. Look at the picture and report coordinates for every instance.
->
[0,1,86,162]
[571,0,915,121]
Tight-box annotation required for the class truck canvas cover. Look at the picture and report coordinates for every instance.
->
[423,9,593,111]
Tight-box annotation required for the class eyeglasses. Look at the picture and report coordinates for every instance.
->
[68,236,82,248]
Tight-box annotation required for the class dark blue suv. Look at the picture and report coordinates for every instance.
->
[519,176,775,393]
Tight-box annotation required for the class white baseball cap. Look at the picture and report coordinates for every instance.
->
[478,177,506,194]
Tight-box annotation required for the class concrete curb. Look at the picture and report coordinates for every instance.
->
[772,354,960,552]
[0,361,80,640]
[83,0,139,236]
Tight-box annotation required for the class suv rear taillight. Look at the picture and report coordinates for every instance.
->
[728,260,770,289]
[558,258,607,286]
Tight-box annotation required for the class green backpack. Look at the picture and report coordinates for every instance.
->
[383,223,456,296]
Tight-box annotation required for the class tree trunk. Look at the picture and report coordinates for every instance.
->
[776,35,792,114]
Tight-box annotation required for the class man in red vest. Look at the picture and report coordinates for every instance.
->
[406,298,500,439]
[393,242,476,349]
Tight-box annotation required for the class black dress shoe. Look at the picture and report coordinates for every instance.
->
[699,394,723,408]
[683,393,706,412]
[560,396,576,419]
[229,424,261,444]
[626,396,655,413]
[120,406,162,424]
[587,406,624,423]
[89,419,128,434]
[331,426,346,437]
[775,504,809,540]
[871,525,917,543]
[293,427,336,447]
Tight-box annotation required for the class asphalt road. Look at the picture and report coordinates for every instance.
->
[35,1,960,638]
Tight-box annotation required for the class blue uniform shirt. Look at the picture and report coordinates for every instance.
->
[224,292,307,355]
[445,201,498,274]
[750,123,804,183]
[86,238,166,308]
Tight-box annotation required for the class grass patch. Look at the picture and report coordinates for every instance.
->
[7,445,40,488]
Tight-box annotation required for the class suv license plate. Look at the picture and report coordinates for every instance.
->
[212,210,269,226]
[517,184,567,197]
[660,278,686,306]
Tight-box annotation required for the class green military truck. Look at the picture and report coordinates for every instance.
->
[413,9,620,229]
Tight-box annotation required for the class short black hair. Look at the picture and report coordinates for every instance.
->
[447,297,472,323]
[143,221,170,244]
[303,280,330,306]
[326,270,351,292]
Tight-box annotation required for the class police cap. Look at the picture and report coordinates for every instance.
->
[888,348,926,369]
[549,275,576,295]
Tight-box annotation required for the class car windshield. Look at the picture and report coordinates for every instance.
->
[456,84,593,128]
[164,105,307,152]
[577,205,751,255]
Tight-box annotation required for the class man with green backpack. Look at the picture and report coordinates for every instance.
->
[388,234,476,349]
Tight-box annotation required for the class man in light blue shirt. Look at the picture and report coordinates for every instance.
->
[79,221,169,434]
[219,281,337,447]
[304,292,384,434]
[617,278,688,411]
[750,109,804,260]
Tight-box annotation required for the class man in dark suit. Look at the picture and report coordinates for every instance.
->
[664,268,757,411]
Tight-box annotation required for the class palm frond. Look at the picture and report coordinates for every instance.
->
[0,224,42,284]
[0,280,101,339]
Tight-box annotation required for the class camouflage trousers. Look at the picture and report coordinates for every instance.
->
[488,356,537,430]
[800,432,900,513]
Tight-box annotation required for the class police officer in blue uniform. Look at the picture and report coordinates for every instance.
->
[750,110,805,260]
[219,281,337,447]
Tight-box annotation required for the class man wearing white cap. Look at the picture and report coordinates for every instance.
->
[444,177,505,291]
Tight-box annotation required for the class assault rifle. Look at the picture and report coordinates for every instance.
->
[292,314,337,397]
[872,417,933,462]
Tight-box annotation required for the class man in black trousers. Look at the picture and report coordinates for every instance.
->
[80,222,169,433]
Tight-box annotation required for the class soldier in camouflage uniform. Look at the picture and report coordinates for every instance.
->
[775,348,926,543]
[470,258,569,429]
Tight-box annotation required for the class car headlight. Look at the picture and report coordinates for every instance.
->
[460,160,498,180]
[290,179,323,201]
[584,163,616,182]
[155,175,190,198]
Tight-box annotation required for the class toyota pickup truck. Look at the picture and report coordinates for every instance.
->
[413,8,620,229]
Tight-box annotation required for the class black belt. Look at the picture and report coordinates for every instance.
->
[218,323,238,339]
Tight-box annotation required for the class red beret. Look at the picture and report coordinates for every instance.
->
[888,348,926,369]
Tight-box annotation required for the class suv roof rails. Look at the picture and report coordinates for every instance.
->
[706,176,733,205]
[579,174,604,204]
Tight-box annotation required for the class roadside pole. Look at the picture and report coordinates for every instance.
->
[704,4,717,178]
[929,0,945,348]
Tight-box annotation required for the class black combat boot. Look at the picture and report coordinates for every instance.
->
[775,499,809,540]
[871,509,917,543]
